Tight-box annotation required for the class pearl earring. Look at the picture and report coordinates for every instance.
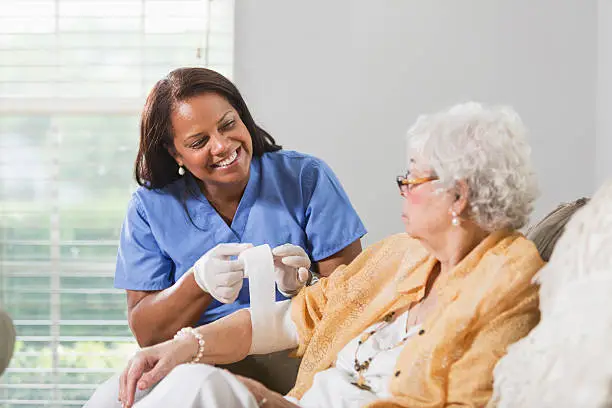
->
[178,165,185,176]
[451,211,460,227]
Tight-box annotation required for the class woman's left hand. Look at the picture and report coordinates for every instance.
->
[118,336,197,408]
[235,375,300,408]
[271,244,311,297]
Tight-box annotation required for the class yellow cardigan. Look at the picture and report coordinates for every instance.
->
[289,230,544,407]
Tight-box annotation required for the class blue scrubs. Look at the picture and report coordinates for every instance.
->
[114,150,367,325]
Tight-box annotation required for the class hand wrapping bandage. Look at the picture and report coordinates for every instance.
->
[239,244,299,355]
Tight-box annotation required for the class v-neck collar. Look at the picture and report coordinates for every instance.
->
[231,156,261,238]
[186,156,261,240]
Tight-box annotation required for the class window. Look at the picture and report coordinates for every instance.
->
[0,1,233,406]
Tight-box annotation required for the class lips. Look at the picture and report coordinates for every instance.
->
[211,147,239,168]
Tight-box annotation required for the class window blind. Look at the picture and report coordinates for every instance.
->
[0,1,234,406]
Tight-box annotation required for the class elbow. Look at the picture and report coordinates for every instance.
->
[128,313,163,347]
[127,292,169,347]
[134,334,158,348]
[129,321,154,347]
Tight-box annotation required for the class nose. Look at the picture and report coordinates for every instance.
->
[209,131,231,156]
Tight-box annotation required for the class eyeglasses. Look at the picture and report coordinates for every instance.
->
[396,173,438,196]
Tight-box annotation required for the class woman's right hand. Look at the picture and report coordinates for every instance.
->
[192,243,253,303]
[118,336,197,408]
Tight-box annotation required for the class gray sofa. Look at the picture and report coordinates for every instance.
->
[526,197,589,261]
[0,308,16,377]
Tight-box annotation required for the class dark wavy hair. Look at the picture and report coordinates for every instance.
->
[135,67,282,189]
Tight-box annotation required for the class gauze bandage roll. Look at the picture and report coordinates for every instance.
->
[239,245,299,355]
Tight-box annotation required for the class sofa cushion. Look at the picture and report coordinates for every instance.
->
[526,197,589,261]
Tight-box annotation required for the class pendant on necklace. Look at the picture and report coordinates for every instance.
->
[354,358,371,372]
[351,376,372,392]
[383,311,395,323]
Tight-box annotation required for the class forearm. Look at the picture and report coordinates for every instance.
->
[194,300,299,364]
[196,308,253,365]
[316,239,362,277]
[129,270,213,346]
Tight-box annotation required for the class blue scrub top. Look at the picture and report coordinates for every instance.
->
[114,150,367,325]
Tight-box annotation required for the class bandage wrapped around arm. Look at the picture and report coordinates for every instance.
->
[249,299,299,355]
[240,245,300,355]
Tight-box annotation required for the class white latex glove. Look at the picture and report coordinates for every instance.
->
[193,243,253,304]
[271,244,312,297]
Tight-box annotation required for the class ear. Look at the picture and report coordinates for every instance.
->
[165,142,181,164]
[451,180,470,216]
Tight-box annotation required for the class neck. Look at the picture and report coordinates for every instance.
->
[420,223,489,275]
[196,172,250,210]
[201,180,247,204]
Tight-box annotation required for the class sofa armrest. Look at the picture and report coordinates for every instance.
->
[0,308,16,376]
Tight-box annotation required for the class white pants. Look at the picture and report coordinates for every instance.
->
[84,364,260,408]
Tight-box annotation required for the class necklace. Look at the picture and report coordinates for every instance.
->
[351,311,420,391]
[351,267,440,391]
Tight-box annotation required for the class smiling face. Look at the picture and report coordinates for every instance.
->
[168,92,253,190]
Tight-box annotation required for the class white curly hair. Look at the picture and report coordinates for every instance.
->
[407,102,539,231]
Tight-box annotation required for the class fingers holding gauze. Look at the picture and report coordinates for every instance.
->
[272,244,312,296]
[272,244,311,267]
[211,243,254,259]
[297,267,310,284]
[272,243,309,257]
[193,243,252,303]
[280,255,311,269]
[208,259,245,303]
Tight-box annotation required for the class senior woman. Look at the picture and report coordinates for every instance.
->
[91,102,544,408]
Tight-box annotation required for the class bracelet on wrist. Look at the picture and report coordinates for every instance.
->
[174,327,205,364]
[305,269,317,286]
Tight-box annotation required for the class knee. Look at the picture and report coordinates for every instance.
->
[164,363,219,383]
[84,373,121,408]
[140,363,258,407]
[143,363,226,400]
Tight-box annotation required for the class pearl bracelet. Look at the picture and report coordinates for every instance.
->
[174,327,205,364]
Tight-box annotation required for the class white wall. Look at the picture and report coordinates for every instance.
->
[597,0,612,187]
[235,1,598,244]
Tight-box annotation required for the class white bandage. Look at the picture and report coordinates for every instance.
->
[239,245,299,355]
